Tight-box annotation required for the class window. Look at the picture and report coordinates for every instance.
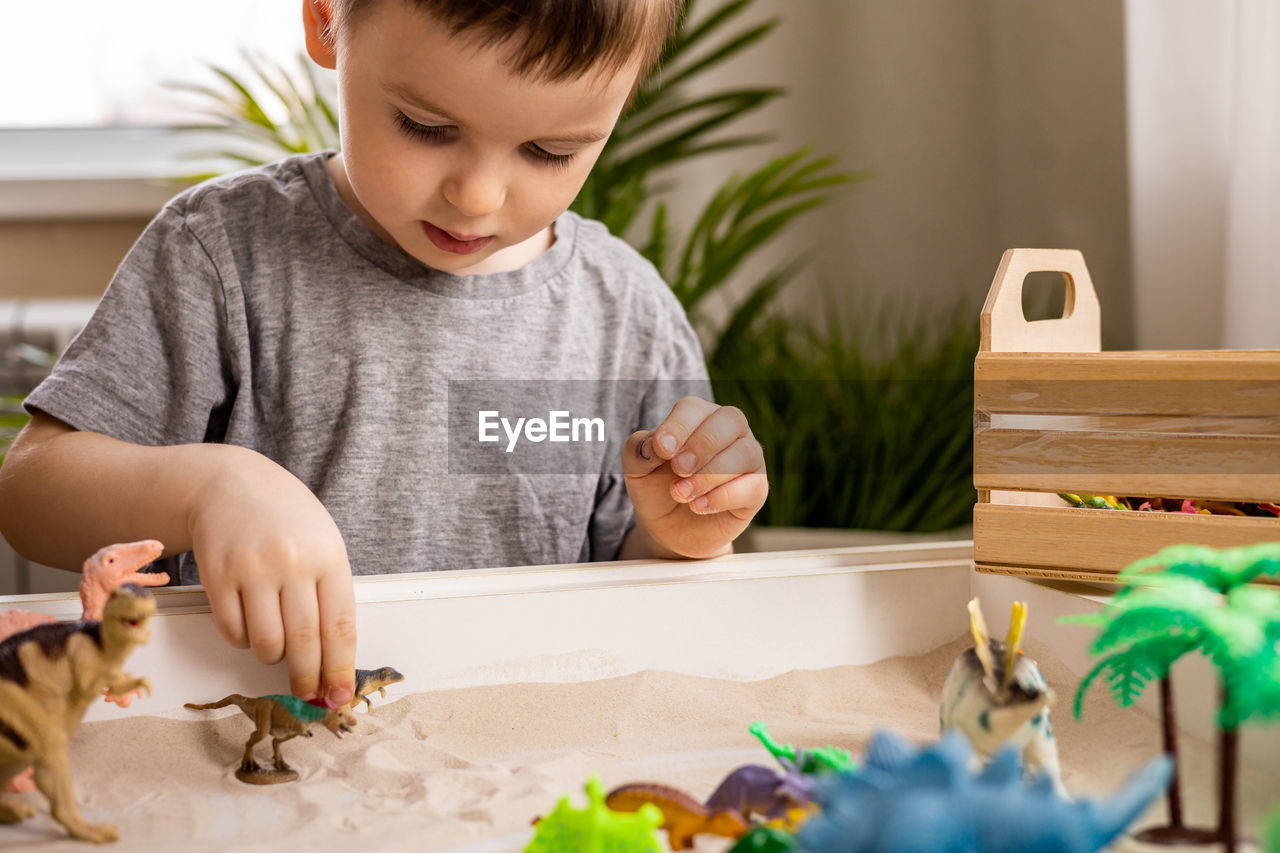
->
[2,2,328,214]
[5,1,308,129]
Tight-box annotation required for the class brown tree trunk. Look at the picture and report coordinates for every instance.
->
[1159,676,1184,828]
[1218,724,1238,852]
[1133,674,1218,845]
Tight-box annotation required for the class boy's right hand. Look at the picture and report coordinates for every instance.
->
[185,448,356,707]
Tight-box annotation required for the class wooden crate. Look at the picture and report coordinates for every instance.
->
[973,248,1280,582]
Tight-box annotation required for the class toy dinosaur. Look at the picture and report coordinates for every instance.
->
[184,693,356,784]
[0,584,156,843]
[748,722,853,775]
[726,825,800,852]
[940,598,1065,796]
[605,782,749,850]
[0,539,167,710]
[705,762,815,822]
[0,540,167,798]
[798,730,1172,853]
[348,666,404,711]
[525,775,665,853]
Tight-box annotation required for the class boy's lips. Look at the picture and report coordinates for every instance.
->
[422,221,494,255]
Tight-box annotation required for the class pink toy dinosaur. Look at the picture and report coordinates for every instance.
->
[0,539,168,793]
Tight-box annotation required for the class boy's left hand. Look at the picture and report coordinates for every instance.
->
[622,396,768,558]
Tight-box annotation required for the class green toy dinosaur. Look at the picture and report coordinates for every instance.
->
[748,722,853,775]
[727,825,800,853]
[185,693,356,784]
[525,775,665,853]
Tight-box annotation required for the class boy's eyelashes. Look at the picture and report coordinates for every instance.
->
[392,110,577,169]
[394,110,454,143]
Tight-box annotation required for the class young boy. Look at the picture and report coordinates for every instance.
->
[0,0,767,710]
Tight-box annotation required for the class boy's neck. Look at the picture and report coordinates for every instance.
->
[323,153,555,276]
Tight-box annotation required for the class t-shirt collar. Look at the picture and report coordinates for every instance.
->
[299,150,576,300]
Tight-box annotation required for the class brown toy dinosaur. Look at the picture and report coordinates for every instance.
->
[605,782,748,850]
[0,539,168,708]
[0,584,156,843]
[184,693,356,785]
[347,666,404,712]
[0,540,167,797]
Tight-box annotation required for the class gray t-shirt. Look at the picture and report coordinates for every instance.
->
[26,152,710,584]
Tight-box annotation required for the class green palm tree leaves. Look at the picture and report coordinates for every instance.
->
[1065,543,1280,729]
[1123,542,1280,591]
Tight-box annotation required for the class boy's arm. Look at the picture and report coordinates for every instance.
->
[0,412,357,707]
[0,412,213,569]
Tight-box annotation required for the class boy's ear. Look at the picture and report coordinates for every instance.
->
[303,0,338,69]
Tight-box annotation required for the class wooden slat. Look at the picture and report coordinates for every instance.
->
[988,414,1280,436]
[977,350,1280,380]
[976,353,1280,417]
[973,563,1125,584]
[973,504,1280,579]
[974,429,1280,502]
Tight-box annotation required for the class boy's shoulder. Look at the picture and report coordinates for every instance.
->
[164,153,324,221]
[564,212,685,315]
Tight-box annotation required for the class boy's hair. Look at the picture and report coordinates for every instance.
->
[331,0,683,85]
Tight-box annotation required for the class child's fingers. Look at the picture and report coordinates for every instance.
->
[650,397,721,463]
[621,429,666,477]
[242,589,286,666]
[665,404,750,478]
[669,437,766,504]
[317,569,357,707]
[684,470,770,518]
[207,584,250,649]
[281,582,323,700]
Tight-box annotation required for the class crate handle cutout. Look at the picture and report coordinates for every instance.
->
[981,249,1101,353]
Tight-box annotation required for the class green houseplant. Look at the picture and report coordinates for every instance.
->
[0,345,55,463]
[171,0,977,535]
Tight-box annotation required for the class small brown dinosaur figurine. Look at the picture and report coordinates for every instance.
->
[0,584,156,844]
[347,666,404,712]
[605,782,748,850]
[185,693,356,785]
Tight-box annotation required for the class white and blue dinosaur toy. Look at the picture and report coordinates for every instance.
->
[939,598,1066,796]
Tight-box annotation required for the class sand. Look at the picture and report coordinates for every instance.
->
[1,637,1276,852]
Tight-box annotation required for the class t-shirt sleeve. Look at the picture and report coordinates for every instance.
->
[24,204,233,446]
[586,294,713,562]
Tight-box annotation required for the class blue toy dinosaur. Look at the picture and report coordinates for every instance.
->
[797,730,1172,853]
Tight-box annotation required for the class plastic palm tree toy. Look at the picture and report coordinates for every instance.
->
[1265,806,1280,853]
[1064,542,1280,850]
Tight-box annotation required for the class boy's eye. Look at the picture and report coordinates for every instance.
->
[524,144,577,169]
[395,109,576,168]
[394,110,453,143]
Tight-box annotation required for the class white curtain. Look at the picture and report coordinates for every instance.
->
[1127,0,1280,350]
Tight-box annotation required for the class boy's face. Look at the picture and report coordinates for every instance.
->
[305,0,639,276]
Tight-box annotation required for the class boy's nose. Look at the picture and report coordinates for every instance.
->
[442,165,506,218]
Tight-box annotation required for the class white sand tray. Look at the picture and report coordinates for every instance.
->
[0,544,1276,851]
